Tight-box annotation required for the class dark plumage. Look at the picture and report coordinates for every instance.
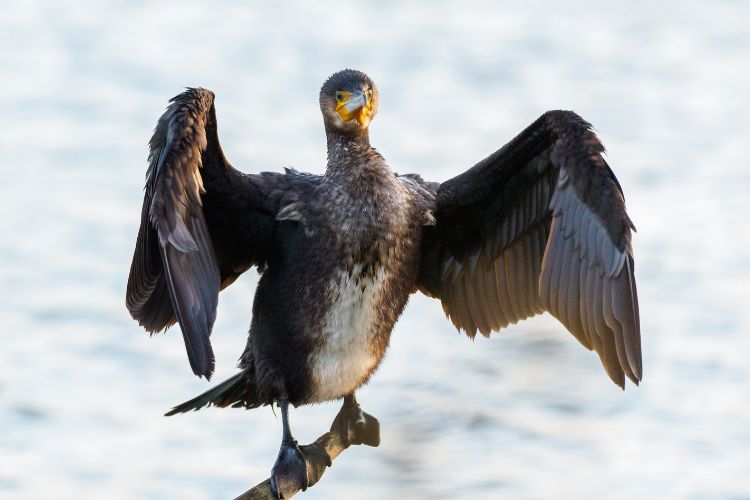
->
[126,69,641,498]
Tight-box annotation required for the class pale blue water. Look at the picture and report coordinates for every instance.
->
[1,1,749,499]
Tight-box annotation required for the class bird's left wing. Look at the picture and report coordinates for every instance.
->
[417,111,641,387]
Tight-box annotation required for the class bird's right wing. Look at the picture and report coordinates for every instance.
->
[126,88,296,379]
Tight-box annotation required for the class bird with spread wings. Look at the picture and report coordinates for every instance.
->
[127,69,640,498]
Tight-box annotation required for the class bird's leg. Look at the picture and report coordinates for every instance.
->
[330,392,380,447]
[270,399,321,499]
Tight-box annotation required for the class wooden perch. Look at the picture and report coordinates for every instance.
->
[234,430,348,500]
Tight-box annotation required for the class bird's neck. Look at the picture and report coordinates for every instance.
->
[325,128,370,162]
[324,128,390,181]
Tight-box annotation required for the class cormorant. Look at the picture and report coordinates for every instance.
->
[126,69,641,498]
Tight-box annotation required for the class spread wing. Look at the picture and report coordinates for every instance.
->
[418,111,641,387]
[126,88,294,379]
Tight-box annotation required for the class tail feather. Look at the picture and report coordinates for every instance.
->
[165,372,263,416]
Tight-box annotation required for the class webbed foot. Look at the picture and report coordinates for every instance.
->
[270,440,308,499]
[331,394,380,447]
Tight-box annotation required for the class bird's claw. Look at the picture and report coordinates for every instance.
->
[270,440,308,499]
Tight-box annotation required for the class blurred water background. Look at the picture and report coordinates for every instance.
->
[1,1,749,498]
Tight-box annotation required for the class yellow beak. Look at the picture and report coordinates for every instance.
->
[336,91,370,124]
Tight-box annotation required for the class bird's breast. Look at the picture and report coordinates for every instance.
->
[308,260,396,402]
[295,174,420,402]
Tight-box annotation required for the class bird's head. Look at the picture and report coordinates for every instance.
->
[320,69,379,135]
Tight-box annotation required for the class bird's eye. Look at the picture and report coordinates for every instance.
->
[335,91,344,102]
[366,89,373,97]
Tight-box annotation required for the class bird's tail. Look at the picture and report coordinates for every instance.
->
[165,371,264,416]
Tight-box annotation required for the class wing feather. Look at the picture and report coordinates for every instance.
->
[482,261,507,328]
[493,256,514,327]
[503,243,522,322]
